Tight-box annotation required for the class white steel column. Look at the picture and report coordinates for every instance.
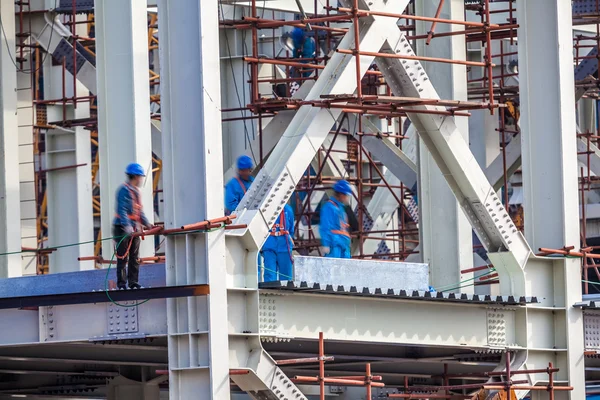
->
[95,0,154,258]
[0,0,22,277]
[46,113,94,273]
[518,1,585,397]
[158,0,230,398]
[415,0,473,290]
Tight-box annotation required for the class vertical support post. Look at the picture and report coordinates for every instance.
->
[518,1,585,397]
[46,118,94,272]
[158,0,230,397]
[95,0,154,259]
[0,0,22,277]
[519,0,580,252]
[414,0,473,291]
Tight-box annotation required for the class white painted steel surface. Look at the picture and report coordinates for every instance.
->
[293,256,429,291]
[95,0,154,259]
[158,0,231,396]
[0,0,22,277]
[414,0,473,292]
[517,1,585,397]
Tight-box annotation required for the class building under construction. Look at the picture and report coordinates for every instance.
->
[0,0,598,398]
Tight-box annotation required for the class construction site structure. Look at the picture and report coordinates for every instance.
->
[0,0,598,399]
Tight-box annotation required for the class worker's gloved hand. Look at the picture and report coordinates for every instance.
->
[124,225,134,235]
[320,246,330,255]
[143,224,154,230]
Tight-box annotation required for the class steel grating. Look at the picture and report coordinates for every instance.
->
[259,281,538,305]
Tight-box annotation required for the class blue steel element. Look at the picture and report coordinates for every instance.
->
[573,0,600,16]
[55,0,95,14]
[575,48,599,81]
[52,39,87,75]
[0,264,209,309]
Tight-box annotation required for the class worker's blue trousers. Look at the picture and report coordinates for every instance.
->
[262,251,294,282]
[326,245,351,259]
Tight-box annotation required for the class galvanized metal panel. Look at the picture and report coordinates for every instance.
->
[293,256,429,291]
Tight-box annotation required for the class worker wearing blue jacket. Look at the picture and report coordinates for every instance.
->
[262,204,295,282]
[225,155,254,215]
[291,27,316,78]
[113,163,152,290]
[319,180,353,259]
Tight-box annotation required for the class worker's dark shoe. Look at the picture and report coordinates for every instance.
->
[117,284,127,290]
[129,283,142,290]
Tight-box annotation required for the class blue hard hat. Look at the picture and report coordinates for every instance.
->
[125,163,145,177]
[237,155,253,170]
[333,179,352,195]
[291,27,305,45]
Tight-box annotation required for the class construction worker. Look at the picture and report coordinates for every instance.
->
[262,203,295,282]
[225,155,254,215]
[319,180,352,259]
[289,27,316,81]
[113,163,152,290]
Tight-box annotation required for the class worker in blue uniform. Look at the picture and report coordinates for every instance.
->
[262,204,295,282]
[319,180,353,259]
[225,155,254,215]
[290,27,316,78]
[113,163,152,290]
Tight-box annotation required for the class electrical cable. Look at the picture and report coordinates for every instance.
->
[0,0,57,74]
[104,225,227,308]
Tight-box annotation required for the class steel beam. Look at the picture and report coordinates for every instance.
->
[259,291,519,349]
[0,0,22,277]
[46,115,94,272]
[517,1,585,397]
[414,0,473,290]
[95,0,154,259]
[157,0,231,397]
[232,0,411,247]
[225,0,412,398]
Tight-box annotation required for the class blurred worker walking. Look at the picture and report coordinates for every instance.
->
[290,27,315,78]
[262,203,295,282]
[225,155,254,215]
[113,163,152,290]
[319,180,352,259]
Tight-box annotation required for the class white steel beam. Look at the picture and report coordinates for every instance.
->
[34,14,97,96]
[517,1,585,397]
[414,0,473,290]
[225,0,412,397]
[46,122,94,272]
[260,292,519,349]
[0,0,22,278]
[95,0,154,259]
[157,0,230,397]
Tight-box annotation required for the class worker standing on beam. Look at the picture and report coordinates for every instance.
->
[225,155,254,215]
[319,180,353,259]
[113,163,152,290]
[262,203,295,282]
